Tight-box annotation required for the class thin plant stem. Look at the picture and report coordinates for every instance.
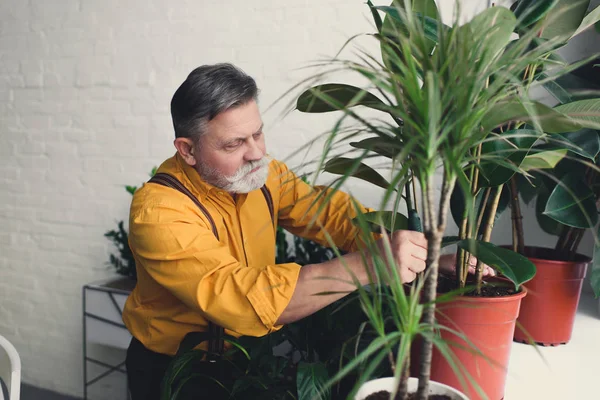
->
[475,187,492,238]
[476,186,504,293]
[509,176,525,254]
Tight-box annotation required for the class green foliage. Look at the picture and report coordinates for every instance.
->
[104,221,136,280]
[104,167,156,279]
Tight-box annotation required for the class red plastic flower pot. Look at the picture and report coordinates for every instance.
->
[412,286,526,400]
[513,247,589,346]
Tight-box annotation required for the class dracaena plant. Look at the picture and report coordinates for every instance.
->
[288,0,600,397]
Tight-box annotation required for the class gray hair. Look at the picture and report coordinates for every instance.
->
[170,63,259,141]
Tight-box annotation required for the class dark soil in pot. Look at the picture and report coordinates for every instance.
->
[436,273,518,297]
[365,391,451,400]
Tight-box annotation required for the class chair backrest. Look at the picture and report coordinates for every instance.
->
[0,335,20,400]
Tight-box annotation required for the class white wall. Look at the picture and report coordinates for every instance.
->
[0,0,598,398]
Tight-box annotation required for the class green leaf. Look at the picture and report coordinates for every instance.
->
[367,0,383,33]
[324,157,390,190]
[513,0,561,29]
[516,172,541,205]
[296,84,387,113]
[355,211,408,233]
[554,99,600,130]
[378,0,440,71]
[573,5,600,37]
[540,0,590,41]
[296,362,330,400]
[125,185,137,195]
[376,6,443,45]
[535,183,563,235]
[591,226,600,297]
[457,239,537,289]
[479,129,540,186]
[520,149,568,170]
[544,174,599,228]
[450,185,510,236]
[557,129,600,160]
[482,100,582,133]
[350,136,403,159]
[464,6,517,60]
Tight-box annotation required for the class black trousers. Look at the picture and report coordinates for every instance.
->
[126,337,234,400]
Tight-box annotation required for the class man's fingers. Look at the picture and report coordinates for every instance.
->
[402,269,417,283]
[411,245,428,261]
[404,231,427,249]
[410,259,426,274]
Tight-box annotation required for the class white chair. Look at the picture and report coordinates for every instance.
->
[0,334,20,400]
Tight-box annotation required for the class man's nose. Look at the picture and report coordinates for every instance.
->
[245,138,264,161]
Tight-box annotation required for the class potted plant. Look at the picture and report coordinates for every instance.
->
[475,0,600,345]
[293,1,553,399]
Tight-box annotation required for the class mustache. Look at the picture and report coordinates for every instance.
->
[226,156,271,182]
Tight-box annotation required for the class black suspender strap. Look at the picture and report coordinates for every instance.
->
[147,172,275,357]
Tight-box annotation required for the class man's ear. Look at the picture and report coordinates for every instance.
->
[174,137,197,166]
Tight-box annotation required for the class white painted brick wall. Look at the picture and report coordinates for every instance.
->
[0,0,598,398]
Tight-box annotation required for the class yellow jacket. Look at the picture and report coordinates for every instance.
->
[122,153,369,355]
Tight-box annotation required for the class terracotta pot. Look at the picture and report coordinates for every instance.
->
[355,377,468,400]
[513,247,590,346]
[412,285,526,400]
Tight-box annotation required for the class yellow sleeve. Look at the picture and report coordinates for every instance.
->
[129,199,301,337]
[273,161,375,253]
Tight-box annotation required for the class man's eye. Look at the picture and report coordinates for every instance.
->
[253,132,263,138]
[225,141,242,150]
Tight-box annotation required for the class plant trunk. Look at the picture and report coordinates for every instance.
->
[509,176,525,254]
[416,173,456,400]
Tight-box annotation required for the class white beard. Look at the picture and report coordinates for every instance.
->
[198,156,270,193]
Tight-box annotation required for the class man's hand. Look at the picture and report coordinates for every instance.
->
[375,230,428,283]
[439,252,496,277]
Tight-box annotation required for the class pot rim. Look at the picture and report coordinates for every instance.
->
[500,245,591,265]
[355,377,469,400]
[438,285,528,304]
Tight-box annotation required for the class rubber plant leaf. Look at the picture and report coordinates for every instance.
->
[324,157,391,190]
[297,83,387,113]
[543,173,599,228]
[457,239,536,289]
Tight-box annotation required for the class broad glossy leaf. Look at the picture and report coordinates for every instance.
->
[297,362,330,400]
[296,84,386,113]
[544,174,599,228]
[367,0,383,33]
[519,149,568,171]
[554,99,600,130]
[482,100,582,133]
[379,0,439,71]
[376,7,444,45]
[544,70,600,104]
[356,211,409,233]
[464,6,517,60]
[324,157,390,190]
[540,0,590,40]
[515,171,542,205]
[536,183,563,235]
[591,226,600,297]
[479,129,540,186]
[457,239,536,289]
[557,129,600,160]
[513,0,560,28]
[573,5,600,37]
[350,136,403,159]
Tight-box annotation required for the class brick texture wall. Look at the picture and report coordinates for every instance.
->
[0,0,597,398]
